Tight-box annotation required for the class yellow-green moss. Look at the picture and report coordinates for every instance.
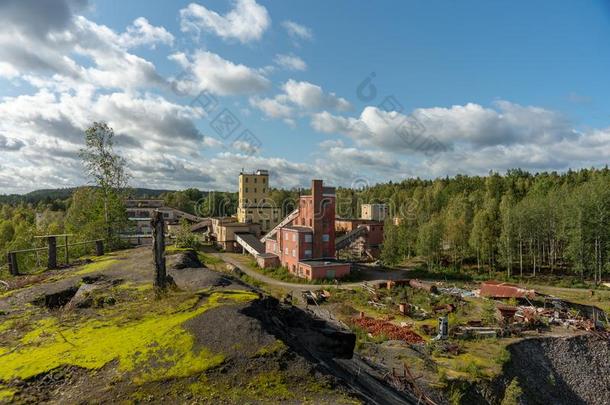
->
[0,290,258,383]
[0,387,16,402]
[253,339,287,358]
[114,282,152,292]
[74,258,119,275]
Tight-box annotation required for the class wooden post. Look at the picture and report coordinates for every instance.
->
[95,240,104,256]
[47,236,57,270]
[151,210,167,290]
[7,252,18,276]
[64,234,69,265]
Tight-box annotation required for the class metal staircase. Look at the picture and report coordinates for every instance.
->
[335,225,368,251]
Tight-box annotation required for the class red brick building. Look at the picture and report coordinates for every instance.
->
[263,180,350,280]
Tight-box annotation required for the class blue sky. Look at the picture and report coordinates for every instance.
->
[1,0,609,193]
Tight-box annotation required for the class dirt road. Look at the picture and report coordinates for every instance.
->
[210,252,388,292]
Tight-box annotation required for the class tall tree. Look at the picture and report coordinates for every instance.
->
[79,122,130,246]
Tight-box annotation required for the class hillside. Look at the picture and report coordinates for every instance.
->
[0,247,367,403]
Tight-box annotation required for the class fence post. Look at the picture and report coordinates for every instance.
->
[152,210,168,290]
[95,240,104,256]
[7,252,18,276]
[47,236,57,270]
[64,235,69,265]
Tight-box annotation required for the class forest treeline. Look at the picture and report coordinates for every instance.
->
[2,167,609,281]
[344,168,609,282]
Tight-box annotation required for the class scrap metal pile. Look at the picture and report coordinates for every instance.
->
[353,315,425,344]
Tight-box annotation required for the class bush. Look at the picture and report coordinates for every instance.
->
[501,378,523,405]
[174,218,199,249]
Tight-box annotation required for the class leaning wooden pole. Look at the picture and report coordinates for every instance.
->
[151,210,167,290]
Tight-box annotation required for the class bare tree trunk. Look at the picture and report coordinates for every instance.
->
[152,210,168,290]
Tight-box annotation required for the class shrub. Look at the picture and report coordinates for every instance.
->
[501,378,523,405]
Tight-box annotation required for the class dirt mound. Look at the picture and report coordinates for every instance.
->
[170,250,203,269]
[242,297,356,360]
[169,267,238,291]
[184,302,276,358]
[462,334,610,404]
[502,335,610,405]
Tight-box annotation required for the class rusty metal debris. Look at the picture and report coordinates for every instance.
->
[480,281,536,299]
[353,316,425,344]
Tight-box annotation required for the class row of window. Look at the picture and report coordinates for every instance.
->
[283,232,329,243]
[241,188,267,194]
[282,246,312,258]
[243,177,266,183]
[284,232,314,243]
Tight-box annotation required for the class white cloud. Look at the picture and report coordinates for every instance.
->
[281,20,312,41]
[0,6,168,91]
[274,54,307,71]
[0,62,19,79]
[282,80,350,111]
[119,17,174,49]
[170,50,270,96]
[249,96,294,119]
[180,0,270,43]
[250,79,351,122]
[311,101,576,153]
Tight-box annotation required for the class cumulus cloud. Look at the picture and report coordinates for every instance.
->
[0,4,167,91]
[118,17,174,49]
[169,50,270,96]
[281,20,312,41]
[274,54,307,71]
[250,79,351,122]
[311,101,577,153]
[180,0,270,43]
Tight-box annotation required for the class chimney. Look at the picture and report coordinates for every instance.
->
[311,179,323,257]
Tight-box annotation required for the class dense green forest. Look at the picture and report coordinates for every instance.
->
[340,168,609,282]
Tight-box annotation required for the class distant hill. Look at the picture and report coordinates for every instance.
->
[0,187,176,205]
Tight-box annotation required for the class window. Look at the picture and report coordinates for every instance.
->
[322,234,330,242]
[263,178,266,183]
[304,249,312,258]
[285,233,289,240]
[245,188,248,193]
[245,177,248,182]
[254,178,257,183]
[292,233,297,242]
[285,247,288,255]
[309,218,312,226]
[304,234,312,243]
[292,249,296,257]
[254,188,257,193]
[254,198,257,203]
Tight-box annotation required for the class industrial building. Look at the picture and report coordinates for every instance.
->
[260,179,351,280]
[334,204,387,259]
[236,169,282,233]
[200,169,281,251]
[123,199,205,244]
[191,171,388,280]
[361,203,389,221]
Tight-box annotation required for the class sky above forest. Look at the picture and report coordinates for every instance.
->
[1,0,610,193]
